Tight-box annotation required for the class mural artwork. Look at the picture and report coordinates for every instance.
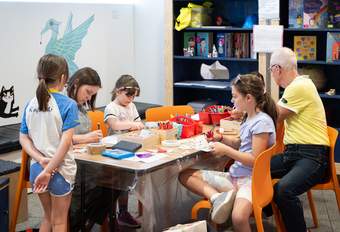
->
[0,86,19,118]
[40,13,95,75]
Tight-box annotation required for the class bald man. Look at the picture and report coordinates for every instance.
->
[269,47,330,232]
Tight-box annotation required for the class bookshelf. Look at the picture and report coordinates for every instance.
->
[280,1,340,129]
[172,0,259,106]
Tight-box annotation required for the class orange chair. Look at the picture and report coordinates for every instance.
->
[145,105,194,122]
[306,126,339,228]
[87,110,108,136]
[191,144,284,232]
[10,150,30,232]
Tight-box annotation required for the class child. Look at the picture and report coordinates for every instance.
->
[104,74,143,228]
[179,73,277,232]
[67,67,118,231]
[19,54,79,231]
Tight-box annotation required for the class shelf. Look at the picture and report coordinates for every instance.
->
[174,56,257,62]
[285,28,340,32]
[297,60,340,65]
[174,80,231,91]
[180,27,253,32]
[319,93,340,100]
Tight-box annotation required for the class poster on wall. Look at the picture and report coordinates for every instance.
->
[0,2,135,126]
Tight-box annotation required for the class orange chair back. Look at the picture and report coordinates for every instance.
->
[10,150,30,232]
[275,121,285,153]
[145,105,194,122]
[87,110,108,137]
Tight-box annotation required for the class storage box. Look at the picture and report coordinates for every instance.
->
[119,130,160,149]
[155,128,178,142]
[190,7,212,28]
[220,117,241,135]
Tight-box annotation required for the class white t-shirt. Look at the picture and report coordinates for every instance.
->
[104,100,140,135]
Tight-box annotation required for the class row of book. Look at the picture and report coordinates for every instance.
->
[289,0,340,29]
[294,32,340,61]
[183,32,256,59]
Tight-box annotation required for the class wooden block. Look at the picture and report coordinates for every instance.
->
[220,118,241,134]
[155,128,177,141]
[119,130,160,149]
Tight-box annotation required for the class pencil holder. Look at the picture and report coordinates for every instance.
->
[87,143,106,155]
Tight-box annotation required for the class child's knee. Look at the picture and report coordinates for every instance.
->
[232,209,249,226]
[178,169,197,184]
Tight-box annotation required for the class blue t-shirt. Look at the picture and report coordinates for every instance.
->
[229,111,276,177]
[20,92,79,134]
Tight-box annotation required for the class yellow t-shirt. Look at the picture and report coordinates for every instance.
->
[278,75,329,146]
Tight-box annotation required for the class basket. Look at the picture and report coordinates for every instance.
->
[198,111,211,124]
[170,116,196,138]
[210,112,230,125]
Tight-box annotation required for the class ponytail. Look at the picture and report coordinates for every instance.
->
[261,92,278,127]
[36,78,50,111]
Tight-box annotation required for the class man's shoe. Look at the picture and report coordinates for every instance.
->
[117,211,141,228]
[210,190,236,224]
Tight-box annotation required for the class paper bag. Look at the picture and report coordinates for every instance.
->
[200,61,229,80]
[163,220,207,232]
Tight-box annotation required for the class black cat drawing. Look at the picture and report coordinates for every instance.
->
[0,86,19,118]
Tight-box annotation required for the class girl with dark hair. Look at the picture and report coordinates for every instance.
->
[179,73,277,232]
[104,74,142,228]
[19,54,79,231]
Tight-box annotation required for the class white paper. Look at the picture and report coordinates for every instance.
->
[101,135,118,147]
[253,25,283,53]
[258,0,280,20]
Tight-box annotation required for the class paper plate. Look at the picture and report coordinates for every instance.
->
[161,140,180,147]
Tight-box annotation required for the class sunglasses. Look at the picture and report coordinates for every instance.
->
[118,86,140,97]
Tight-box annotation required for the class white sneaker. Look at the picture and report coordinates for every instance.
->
[210,190,236,224]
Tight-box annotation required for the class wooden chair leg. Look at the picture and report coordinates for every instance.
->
[10,171,25,232]
[307,190,319,228]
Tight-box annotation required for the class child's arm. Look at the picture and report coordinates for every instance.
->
[33,128,74,192]
[211,132,270,167]
[73,130,103,144]
[19,133,51,167]
[106,117,144,131]
[213,132,241,149]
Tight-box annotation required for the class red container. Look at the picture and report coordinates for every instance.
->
[210,112,230,125]
[194,120,203,134]
[199,111,211,124]
[170,116,196,138]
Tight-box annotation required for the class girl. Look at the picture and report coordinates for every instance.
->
[179,73,277,232]
[20,54,79,231]
[67,67,117,231]
[104,74,143,228]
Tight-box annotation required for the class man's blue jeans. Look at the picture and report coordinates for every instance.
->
[271,144,329,232]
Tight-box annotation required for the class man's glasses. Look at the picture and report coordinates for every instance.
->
[269,64,281,72]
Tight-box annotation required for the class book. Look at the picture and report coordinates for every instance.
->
[183,32,196,56]
[216,33,225,57]
[196,32,213,57]
[233,33,249,58]
[303,0,328,28]
[289,0,304,28]
[225,33,233,58]
[326,32,340,62]
[294,35,317,60]
[328,0,340,28]
[112,140,142,152]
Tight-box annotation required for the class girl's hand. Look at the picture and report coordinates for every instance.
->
[210,142,228,156]
[130,122,145,131]
[86,130,103,143]
[229,109,244,120]
[33,170,51,193]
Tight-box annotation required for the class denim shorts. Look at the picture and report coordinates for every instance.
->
[29,162,73,196]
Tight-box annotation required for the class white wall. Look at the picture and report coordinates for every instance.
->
[133,0,165,105]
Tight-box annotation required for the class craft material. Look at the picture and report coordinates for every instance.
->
[87,143,106,155]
